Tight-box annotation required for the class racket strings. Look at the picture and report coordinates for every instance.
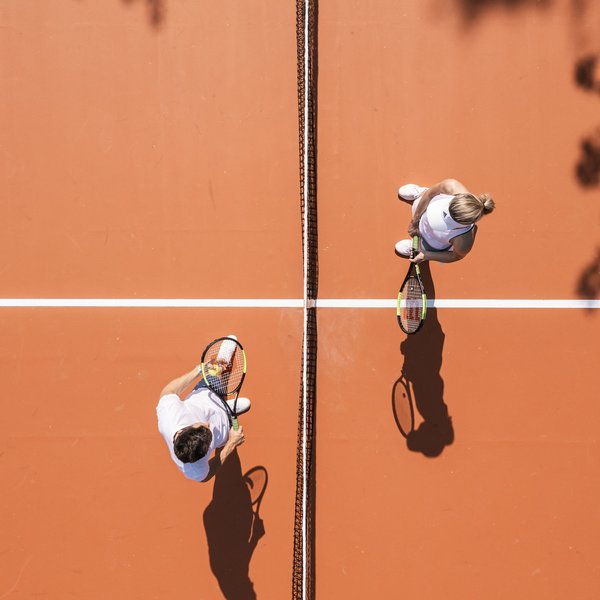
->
[205,342,245,396]
[400,276,424,333]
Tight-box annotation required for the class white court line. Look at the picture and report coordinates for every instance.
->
[0,298,303,308]
[0,298,598,308]
[317,298,600,309]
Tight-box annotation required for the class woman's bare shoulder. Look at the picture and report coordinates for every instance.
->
[440,179,469,195]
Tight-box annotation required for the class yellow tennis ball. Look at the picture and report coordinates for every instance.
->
[208,365,222,377]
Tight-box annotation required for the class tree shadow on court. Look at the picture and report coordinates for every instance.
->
[441,0,599,302]
[573,50,600,304]
[576,248,600,305]
[203,451,267,600]
[121,0,166,29]
[575,127,600,187]
[392,263,453,457]
[574,58,600,188]
[451,0,553,24]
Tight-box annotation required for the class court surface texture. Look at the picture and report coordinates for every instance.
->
[1,1,599,599]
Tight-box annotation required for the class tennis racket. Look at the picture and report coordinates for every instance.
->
[396,236,427,334]
[200,336,247,430]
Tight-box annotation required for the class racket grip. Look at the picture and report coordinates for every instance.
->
[231,416,239,431]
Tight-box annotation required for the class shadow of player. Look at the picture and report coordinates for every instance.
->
[203,451,266,599]
[392,262,454,457]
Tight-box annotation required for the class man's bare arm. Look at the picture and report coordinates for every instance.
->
[160,366,201,398]
[201,427,246,482]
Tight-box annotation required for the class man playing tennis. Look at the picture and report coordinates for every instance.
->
[395,179,495,264]
[156,341,251,483]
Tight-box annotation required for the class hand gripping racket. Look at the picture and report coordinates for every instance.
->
[396,236,427,334]
[200,336,247,430]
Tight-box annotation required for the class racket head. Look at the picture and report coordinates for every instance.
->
[200,337,246,398]
[397,273,426,334]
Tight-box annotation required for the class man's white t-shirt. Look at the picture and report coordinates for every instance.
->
[156,388,230,482]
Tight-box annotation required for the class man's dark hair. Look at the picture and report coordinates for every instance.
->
[173,426,212,463]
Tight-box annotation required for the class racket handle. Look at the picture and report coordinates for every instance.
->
[231,416,239,431]
[411,236,420,269]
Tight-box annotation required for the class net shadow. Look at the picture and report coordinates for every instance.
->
[393,263,454,457]
[203,452,267,600]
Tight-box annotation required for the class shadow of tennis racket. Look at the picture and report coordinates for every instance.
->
[392,370,415,438]
[243,466,268,547]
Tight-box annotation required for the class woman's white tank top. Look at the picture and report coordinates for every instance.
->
[419,194,473,250]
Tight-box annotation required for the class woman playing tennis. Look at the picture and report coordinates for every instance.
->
[395,179,495,264]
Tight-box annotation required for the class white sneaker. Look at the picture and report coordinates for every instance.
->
[217,334,238,362]
[227,397,251,415]
[395,239,413,257]
[398,184,428,201]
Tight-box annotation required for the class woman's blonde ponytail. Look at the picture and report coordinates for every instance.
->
[478,193,495,215]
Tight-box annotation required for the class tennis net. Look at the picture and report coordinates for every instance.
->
[292,1,318,599]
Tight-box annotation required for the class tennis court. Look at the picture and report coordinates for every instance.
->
[1,1,599,599]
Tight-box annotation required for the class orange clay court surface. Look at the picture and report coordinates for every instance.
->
[1,1,600,599]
